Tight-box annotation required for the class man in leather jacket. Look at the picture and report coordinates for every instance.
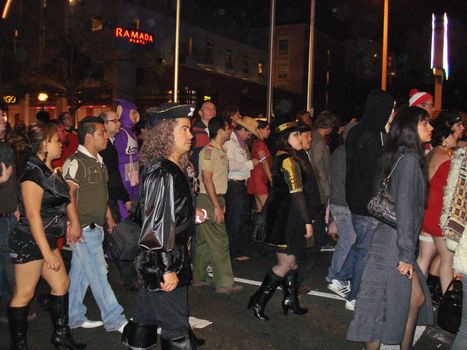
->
[122,103,205,350]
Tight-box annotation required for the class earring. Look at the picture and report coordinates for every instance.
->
[442,139,448,148]
[43,151,48,163]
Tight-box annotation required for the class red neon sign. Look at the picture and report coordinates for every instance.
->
[115,27,154,45]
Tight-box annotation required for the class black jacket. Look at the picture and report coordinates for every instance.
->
[134,157,194,292]
[99,140,130,203]
[345,90,394,216]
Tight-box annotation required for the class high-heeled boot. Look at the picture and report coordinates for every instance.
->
[247,270,282,321]
[282,270,308,315]
[47,294,86,350]
[160,333,197,350]
[8,305,29,350]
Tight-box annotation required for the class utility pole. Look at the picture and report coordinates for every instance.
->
[306,0,316,114]
[381,0,388,91]
[266,0,275,122]
[173,0,181,103]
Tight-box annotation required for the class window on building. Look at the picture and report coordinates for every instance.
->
[278,61,289,79]
[132,18,140,30]
[91,17,103,32]
[225,49,233,69]
[187,34,193,57]
[242,54,249,74]
[205,40,213,64]
[257,62,264,76]
[278,39,289,56]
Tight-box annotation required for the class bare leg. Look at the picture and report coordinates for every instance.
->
[428,255,441,277]
[41,249,69,296]
[254,194,268,212]
[433,237,454,294]
[416,232,437,276]
[9,260,43,307]
[365,341,381,350]
[272,253,297,278]
[400,272,425,350]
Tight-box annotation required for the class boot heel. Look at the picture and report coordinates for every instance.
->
[247,296,255,310]
[282,304,290,315]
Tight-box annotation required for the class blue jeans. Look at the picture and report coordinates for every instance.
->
[452,275,467,350]
[0,215,16,303]
[68,225,126,331]
[327,205,356,280]
[335,214,379,301]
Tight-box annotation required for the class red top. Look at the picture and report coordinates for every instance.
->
[247,139,271,195]
[421,159,451,237]
[52,132,79,168]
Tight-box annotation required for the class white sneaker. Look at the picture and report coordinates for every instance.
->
[117,320,129,334]
[345,299,356,311]
[327,279,351,298]
[78,319,104,329]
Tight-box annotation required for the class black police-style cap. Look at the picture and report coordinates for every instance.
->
[146,103,195,128]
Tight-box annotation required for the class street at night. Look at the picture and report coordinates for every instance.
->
[0,243,456,349]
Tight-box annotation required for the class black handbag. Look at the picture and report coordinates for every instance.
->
[367,152,405,228]
[109,219,141,261]
[437,279,463,334]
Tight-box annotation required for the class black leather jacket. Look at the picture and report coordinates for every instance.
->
[135,157,194,292]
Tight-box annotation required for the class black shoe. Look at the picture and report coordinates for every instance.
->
[247,270,282,321]
[8,305,29,350]
[282,270,308,316]
[47,294,86,350]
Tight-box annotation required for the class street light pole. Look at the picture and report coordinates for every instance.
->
[381,0,388,91]
[173,0,181,103]
[266,0,276,122]
[306,0,316,113]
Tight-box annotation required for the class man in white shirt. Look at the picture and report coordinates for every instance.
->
[224,117,260,261]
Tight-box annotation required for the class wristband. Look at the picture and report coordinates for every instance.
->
[259,156,267,163]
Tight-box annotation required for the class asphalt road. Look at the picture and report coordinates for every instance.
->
[0,241,456,350]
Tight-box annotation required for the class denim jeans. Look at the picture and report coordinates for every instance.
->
[335,214,379,301]
[452,274,467,350]
[225,180,250,258]
[327,205,356,280]
[0,215,16,303]
[68,225,126,331]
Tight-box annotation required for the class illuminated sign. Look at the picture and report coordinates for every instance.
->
[3,96,16,104]
[115,27,154,45]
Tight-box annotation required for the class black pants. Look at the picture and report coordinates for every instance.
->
[133,287,190,339]
[108,200,137,289]
[225,180,250,258]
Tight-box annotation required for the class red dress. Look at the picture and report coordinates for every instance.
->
[247,139,271,195]
[421,159,451,237]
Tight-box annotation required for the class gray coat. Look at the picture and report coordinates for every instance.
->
[347,151,434,344]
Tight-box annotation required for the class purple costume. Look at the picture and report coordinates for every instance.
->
[114,99,140,200]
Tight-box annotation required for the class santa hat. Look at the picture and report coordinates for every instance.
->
[409,89,433,107]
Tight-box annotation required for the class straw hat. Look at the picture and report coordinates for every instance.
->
[236,116,262,139]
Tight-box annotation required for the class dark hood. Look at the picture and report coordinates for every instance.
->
[360,89,394,131]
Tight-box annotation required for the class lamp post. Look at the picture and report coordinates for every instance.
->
[38,92,48,106]
[266,0,276,122]
[381,0,388,91]
[173,0,181,104]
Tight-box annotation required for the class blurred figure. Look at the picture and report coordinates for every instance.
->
[191,101,217,175]
[51,117,79,169]
[222,105,242,127]
[295,110,312,129]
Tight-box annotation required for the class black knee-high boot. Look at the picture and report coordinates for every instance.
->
[47,294,86,350]
[282,270,308,315]
[121,319,158,349]
[8,305,29,350]
[247,270,282,321]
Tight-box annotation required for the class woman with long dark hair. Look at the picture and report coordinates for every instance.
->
[346,107,434,350]
[8,123,85,350]
[247,122,313,321]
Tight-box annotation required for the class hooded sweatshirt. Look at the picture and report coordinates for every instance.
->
[345,90,394,216]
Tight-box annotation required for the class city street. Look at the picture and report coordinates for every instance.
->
[0,239,456,350]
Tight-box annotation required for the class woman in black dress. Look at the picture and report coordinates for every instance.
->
[8,123,85,350]
[248,122,313,321]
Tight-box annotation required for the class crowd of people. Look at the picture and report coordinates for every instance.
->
[0,87,466,350]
